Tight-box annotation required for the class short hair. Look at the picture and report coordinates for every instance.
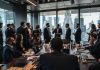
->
[0,23,3,26]
[46,23,49,26]
[50,38,63,51]
[26,23,30,27]
[36,25,40,29]
[66,24,69,27]
[20,21,25,26]
[7,24,11,27]
[57,24,60,27]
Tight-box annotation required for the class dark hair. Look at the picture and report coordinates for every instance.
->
[57,24,60,27]
[91,24,96,30]
[51,38,63,51]
[20,21,25,26]
[66,24,69,27]
[90,33,97,39]
[46,23,49,26]
[0,23,3,27]
[7,24,11,27]
[36,25,40,29]
[26,23,30,27]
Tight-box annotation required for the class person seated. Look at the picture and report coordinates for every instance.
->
[3,37,21,64]
[88,33,100,61]
[88,34,100,70]
[36,37,80,70]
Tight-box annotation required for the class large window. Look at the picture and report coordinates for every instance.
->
[0,8,14,42]
[40,11,56,39]
[58,10,78,40]
[80,8,100,42]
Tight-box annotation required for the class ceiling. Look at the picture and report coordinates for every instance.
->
[2,0,100,12]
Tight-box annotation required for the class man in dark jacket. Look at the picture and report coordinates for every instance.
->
[53,24,62,38]
[65,24,71,43]
[37,38,80,70]
[43,23,51,43]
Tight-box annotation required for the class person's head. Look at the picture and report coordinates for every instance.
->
[6,37,15,46]
[0,23,3,28]
[26,23,31,28]
[76,23,80,28]
[20,21,25,27]
[66,24,69,28]
[57,24,60,28]
[50,38,63,52]
[91,24,96,30]
[36,25,40,29]
[90,33,97,42]
[46,23,50,27]
[97,23,100,28]
[10,24,15,29]
[7,24,11,28]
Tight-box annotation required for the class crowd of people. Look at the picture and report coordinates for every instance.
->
[0,21,100,70]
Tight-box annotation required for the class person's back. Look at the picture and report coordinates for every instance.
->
[89,62,100,70]
[37,52,80,70]
[37,37,80,70]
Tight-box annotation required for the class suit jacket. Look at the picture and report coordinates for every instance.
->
[53,28,62,38]
[43,27,51,42]
[5,28,15,38]
[75,28,81,42]
[3,45,15,64]
[65,28,71,42]
[37,52,80,70]
[0,28,3,46]
[89,62,100,70]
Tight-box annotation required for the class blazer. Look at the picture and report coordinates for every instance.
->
[43,27,51,41]
[89,62,100,70]
[37,52,80,70]
[3,45,15,64]
[53,28,62,37]
[65,28,71,41]
[75,28,81,42]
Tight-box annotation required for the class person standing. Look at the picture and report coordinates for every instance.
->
[65,24,71,43]
[43,23,51,43]
[73,23,82,48]
[53,24,62,38]
[17,21,29,50]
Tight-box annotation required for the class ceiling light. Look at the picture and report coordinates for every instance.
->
[27,0,36,6]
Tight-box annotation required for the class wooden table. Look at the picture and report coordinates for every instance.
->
[8,62,36,70]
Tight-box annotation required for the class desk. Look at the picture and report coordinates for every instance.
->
[8,62,36,70]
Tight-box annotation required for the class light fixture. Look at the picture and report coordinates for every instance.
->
[27,0,36,6]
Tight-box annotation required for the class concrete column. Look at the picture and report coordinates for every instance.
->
[13,5,27,28]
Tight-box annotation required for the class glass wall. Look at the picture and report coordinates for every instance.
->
[58,10,78,40]
[80,8,100,42]
[40,11,56,39]
[0,8,14,42]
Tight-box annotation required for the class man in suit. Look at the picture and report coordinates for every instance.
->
[65,24,71,43]
[43,23,51,43]
[37,38,80,70]
[3,37,15,64]
[73,23,81,47]
[17,21,29,50]
[53,24,62,38]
